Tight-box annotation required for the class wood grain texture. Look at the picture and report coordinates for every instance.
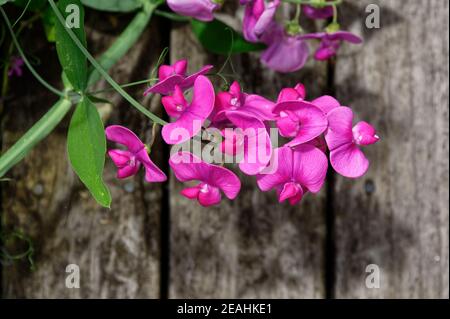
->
[168,7,330,298]
[1,11,166,298]
[333,0,449,298]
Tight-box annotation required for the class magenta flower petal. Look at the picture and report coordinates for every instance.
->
[315,45,339,61]
[261,25,310,73]
[106,125,167,182]
[144,74,185,96]
[277,83,306,103]
[329,31,363,44]
[292,144,328,193]
[254,1,280,36]
[302,31,362,61]
[243,0,265,42]
[257,145,327,204]
[325,107,379,178]
[226,112,273,175]
[186,75,215,117]
[167,0,219,21]
[276,115,299,138]
[162,112,203,145]
[162,75,215,145]
[198,184,222,207]
[181,64,214,89]
[144,63,213,96]
[161,85,188,118]
[324,106,354,151]
[240,94,276,121]
[312,95,341,114]
[244,0,280,42]
[211,82,275,123]
[352,121,379,146]
[181,186,201,199]
[330,143,369,178]
[302,4,333,19]
[136,149,168,183]
[169,152,241,205]
[274,101,328,147]
[105,125,145,153]
[108,149,133,168]
[159,59,187,80]
[117,164,141,179]
[256,147,292,191]
[279,182,303,204]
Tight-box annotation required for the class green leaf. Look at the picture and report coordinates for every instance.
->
[0,0,11,6]
[190,19,266,55]
[81,0,141,12]
[67,97,111,208]
[54,0,88,91]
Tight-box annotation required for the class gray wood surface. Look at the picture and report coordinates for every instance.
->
[333,0,449,298]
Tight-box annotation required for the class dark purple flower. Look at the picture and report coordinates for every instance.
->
[302,4,334,19]
[301,31,363,60]
[242,0,281,43]
[8,56,24,77]
[260,24,309,73]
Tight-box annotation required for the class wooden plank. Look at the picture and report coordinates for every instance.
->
[168,10,329,298]
[333,0,449,298]
[1,12,166,298]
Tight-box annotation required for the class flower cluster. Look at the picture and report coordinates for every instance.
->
[105,59,379,207]
[166,0,362,73]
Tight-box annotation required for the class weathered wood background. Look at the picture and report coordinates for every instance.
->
[1,0,448,298]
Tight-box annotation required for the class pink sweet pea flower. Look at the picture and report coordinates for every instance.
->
[169,152,241,207]
[144,59,213,96]
[325,107,379,178]
[272,100,328,147]
[167,0,221,21]
[220,112,273,175]
[212,81,275,124]
[257,145,328,205]
[302,4,333,20]
[243,0,281,43]
[105,125,167,182]
[260,24,310,73]
[311,95,341,115]
[277,83,306,103]
[162,75,215,145]
[302,31,363,61]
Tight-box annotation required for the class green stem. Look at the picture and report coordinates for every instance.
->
[0,98,72,178]
[48,0,166,125]
[154,9,191,22]
[87,7,154,86]
[0,7,65,97]
[332,4,338,23]
[11,0,31,28]
[88,78,158,95]
[294,3,302,20]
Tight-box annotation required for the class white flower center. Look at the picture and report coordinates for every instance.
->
[200,184,210,193]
